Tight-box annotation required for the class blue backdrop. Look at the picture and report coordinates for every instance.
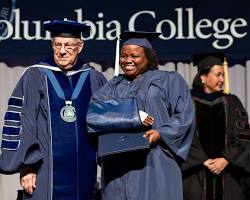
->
[0,0,249,68]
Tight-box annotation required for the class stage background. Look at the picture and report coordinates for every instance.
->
[1,0,250,199]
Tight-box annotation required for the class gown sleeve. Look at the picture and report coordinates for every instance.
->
[0,68,43,173]
[154,72,196,160]
[87,97,142,134]
[89,69,107,92]
[222,94,250,172]
[181,130,208,171]
[86,78,142,135]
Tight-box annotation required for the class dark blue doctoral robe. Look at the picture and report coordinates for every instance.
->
[87,69,195,200]
[0,58,107,200]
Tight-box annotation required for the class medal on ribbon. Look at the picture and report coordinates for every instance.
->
[43,68,90,123]
[60,100,76,122]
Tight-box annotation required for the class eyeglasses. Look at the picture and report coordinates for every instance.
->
[52,41,82,53]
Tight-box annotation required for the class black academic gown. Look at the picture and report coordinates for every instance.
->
[182,90,250,200]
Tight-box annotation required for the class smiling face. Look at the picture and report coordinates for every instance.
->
[201,65,224,93]
[120,44,149,80]
[52,37,84,70]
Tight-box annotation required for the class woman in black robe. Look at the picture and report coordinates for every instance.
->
[182,52,250,200]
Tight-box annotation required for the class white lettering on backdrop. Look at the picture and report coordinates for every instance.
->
[0,8,248,50]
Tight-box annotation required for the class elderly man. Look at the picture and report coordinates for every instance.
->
[0,19,106,200]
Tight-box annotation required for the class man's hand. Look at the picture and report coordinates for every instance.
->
[20,173,37,194]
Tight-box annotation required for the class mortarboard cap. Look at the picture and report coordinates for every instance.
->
[120,31,161,48]
[43,19,91,38]
[192,52,225,71]
[114,31,161,76]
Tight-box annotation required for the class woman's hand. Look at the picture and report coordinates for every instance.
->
[142,115,154,127]
[143,129,161,144]
[139,111,154,127]
[203,159,213,168]
[206,157,229,175]
[20,173,37,195]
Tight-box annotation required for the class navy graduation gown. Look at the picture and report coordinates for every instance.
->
[0,59,106,200]
[87,69,195,200]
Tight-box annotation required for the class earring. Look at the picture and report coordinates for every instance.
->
[201,80,205,84]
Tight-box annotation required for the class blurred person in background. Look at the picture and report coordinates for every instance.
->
[182,52,250,200]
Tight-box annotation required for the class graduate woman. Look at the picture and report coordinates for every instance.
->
[182,52,250,200]
[86,31,195,200]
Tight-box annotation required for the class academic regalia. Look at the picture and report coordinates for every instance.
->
[0,57,107,200]
[182,90,250,200]
[87,69,195,200]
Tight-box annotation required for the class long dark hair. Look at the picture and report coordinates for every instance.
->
[192,65,211,91]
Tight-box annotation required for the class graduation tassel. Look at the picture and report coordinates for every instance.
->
[223,57,230,94]
[114,35,120,77]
